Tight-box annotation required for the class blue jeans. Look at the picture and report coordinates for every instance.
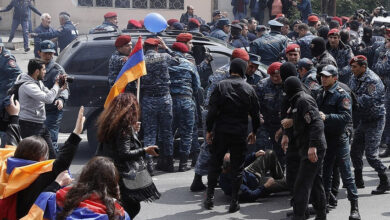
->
[351,116,386,173]
[142,94,174,156]
[9,17,29,49]
[323,135,358,201]
[44,109,64,152]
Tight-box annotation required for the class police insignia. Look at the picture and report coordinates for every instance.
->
[367,84,376,95]
[8,60,16,68]
[342,98,351,110]
[304,113,312,124]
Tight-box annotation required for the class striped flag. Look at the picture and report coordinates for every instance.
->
[104,36,147,108]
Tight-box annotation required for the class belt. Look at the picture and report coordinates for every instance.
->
[144,93,169,97]
[171,94,192,99]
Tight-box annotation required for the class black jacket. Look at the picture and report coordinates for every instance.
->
[290,91,326,156]
[97,128,147,177]
[5,116,82,218]
[207,75,260,137]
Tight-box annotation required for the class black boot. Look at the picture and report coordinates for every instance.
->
[379,146,390,158]
[204,188,214,210]
[349,200,361,220]
[164,155,175,173]
[190,174,206,192]
[191,151,199,167]
[228,199,240,213]
[178,154,190,172]
[371,173,390,194]
[354,169,365,189]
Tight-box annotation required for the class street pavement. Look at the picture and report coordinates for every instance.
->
[10,39,390,220]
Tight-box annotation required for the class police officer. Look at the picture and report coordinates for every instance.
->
[316,65,360,220]
[246,54,266,86]
[250,20,288,65]
[204,58,260,213]
[326,29,354,84]
[90,12,119,34]
[230,24,249,49]
[207,10,222,30]
[0,0,41,52]
[0,38,22,99]
[285,44,301,65]
[283,76,327,220]
[210,18,231,42]
[372,29,390,73]
[348,55,389,194]
[256,62,284,166]
[108,35,136,94]
[38,40,69,152]
[311,37,337,68]
[169,41,200,172]
[190,48,250,192]
[141,37,179,173]
[297,58,319,92]
[31,12,78,52]
[296,23,315,59]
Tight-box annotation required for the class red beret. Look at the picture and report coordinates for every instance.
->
[386,28,390,38]
[115,35,131,48]
[268,62,282,74]
[168,19,179,26]
[128,19,142,28]
[328,28,340,36]
[232,48,249,62]
[144,38,160,46]
[332,16,342,26]
[286,44,300,54]
[139,19,144,26]
[189,18,200,27]
[308,15,319,23]
[276,13,285,18]
[172,42,189,53]
[231,20,240,25]
[341,16,350,22]
[350,55,367,65]
[176,33,193,43]
[104,12,117,18]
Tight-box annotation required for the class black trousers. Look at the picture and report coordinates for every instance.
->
[121,193,141,219]
[286,147,301,192]
[293,149,326,220]
[19,119,56,159]
[207,132,247,200]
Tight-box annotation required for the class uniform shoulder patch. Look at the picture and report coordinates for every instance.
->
[304,112,312,124]
[367,84,376,95]
[342,98,351,110]
[8,59,16,68]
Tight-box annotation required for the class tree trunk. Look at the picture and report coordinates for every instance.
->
[327,0,336,16]
[321,0,328,14]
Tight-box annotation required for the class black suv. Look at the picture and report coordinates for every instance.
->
[57,30,267,148]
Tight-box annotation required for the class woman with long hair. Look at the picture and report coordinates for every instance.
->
[56,157,129,220]
[96,93,160,219]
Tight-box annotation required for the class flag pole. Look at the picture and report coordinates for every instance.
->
[137,78,141,103]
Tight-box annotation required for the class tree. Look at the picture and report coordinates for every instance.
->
[312,0,388,17]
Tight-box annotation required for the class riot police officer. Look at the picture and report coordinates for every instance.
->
[210,18,231,42]
[316,65,360,220]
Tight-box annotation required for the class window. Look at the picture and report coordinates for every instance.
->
[78,0,184,9]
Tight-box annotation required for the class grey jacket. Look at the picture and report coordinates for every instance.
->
[16,73,59,123]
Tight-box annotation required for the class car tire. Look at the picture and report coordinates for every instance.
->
[87,115,99,151]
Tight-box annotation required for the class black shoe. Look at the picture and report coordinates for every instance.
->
[163,156,175,173]
[178,154,190,172]
[190,174,206,192]
[379,147,390,158]
[191,151,199,167]
[354,169,365,189]
[204,189,214,210]
[371,173,390,194]
[349,200,361,220]
[328,192,337,207]
[228,200,240,213]
[24,47,30,52]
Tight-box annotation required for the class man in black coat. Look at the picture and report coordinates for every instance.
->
[204,58,260,213]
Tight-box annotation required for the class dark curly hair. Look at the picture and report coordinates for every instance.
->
[57,157,120,220]
[97,93,139,143]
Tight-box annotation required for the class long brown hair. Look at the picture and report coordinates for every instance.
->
[57,157,120,220]
[97,93,139,143]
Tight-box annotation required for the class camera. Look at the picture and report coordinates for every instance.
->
[58,74,74,87]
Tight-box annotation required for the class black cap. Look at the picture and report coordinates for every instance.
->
[213,10,222,17]
[231,23,242,30]
[39,40,56,53]
[230,58,248,77]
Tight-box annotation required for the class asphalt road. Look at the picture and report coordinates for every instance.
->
[10,39,390,220]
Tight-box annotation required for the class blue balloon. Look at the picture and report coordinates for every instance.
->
[144,13,167,33]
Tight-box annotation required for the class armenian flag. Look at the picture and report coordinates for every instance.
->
[104,36,147,108]
[22,187,130,220]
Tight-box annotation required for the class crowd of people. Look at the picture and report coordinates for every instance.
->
[0,1,390,220]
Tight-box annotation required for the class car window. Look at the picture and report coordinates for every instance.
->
[65,45,115,76]
[210,52,230,72]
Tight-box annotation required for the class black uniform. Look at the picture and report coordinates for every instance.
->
[285,76,327,220]
[206,68,260,209]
